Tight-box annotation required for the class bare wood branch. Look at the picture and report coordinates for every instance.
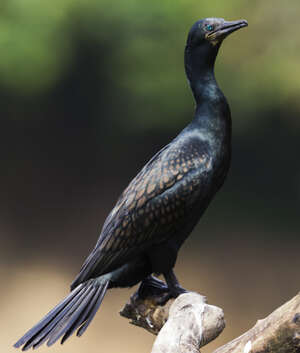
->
[120,290,175,335]
[120,291,225,352]
[213,292,300,353]
[120,290,300,353]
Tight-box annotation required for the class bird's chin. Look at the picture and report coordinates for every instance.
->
[206,19,248,43]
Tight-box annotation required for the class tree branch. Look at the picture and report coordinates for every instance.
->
[213,292,300,353]
[120,289,300,353]
[120,290,225,352]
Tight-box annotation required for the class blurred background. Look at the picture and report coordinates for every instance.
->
[1,0,299,352]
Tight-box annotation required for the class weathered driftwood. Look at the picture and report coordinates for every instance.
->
[120,291,225,352]
[213,292,300,353]
[120,290,300,353]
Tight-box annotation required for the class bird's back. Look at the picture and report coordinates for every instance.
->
[71,122,231,288]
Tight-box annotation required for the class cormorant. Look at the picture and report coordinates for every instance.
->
[14,17,247,350]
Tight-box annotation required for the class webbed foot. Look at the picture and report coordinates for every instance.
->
[163,269,188,299]
[137,275,170,305]
[136,272,188,306]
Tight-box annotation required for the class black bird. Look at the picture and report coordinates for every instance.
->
[14,17,247,350]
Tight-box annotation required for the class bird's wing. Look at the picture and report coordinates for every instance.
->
[71,134,213,287]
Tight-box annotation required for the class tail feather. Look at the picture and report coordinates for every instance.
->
[27,286,91,350]
[59,287,97,344]
[14,284,84,349]
[47,286,97,346]
[14,279,109,350]
[76,282,108,337]
[30,286,97,350]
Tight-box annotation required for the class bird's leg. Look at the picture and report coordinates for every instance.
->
[163,269,188,298]
[138,270,187,306]
[137,275,170,300]
[135,271,188,306]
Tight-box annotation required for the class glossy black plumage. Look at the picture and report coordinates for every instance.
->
[14,17,247,349]
[71,135,214,288]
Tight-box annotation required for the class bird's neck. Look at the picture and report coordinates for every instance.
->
[185,44,220,104]
[184,44,231,129]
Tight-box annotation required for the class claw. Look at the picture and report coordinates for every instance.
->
[137,275,169,299]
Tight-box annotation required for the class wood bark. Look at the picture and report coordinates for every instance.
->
[120,290,300,353]
[213,292,300,353]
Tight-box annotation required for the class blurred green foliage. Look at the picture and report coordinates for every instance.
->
[0,0,300,229]
[1,0,300,131]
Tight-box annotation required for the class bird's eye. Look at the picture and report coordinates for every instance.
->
[205,24,214,31]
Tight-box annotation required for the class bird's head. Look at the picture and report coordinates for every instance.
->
[184,18,248,86]
[187,17,248,49]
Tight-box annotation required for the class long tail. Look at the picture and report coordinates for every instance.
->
[14,278,109,350]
